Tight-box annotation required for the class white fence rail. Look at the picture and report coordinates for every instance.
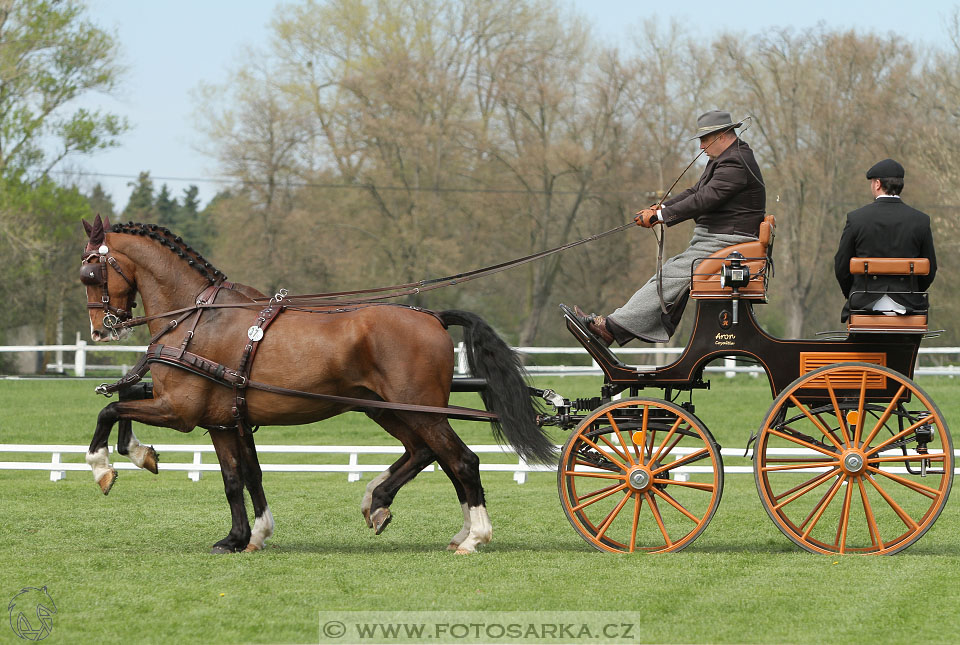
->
[3,342,960,377]
[3,444,958,484]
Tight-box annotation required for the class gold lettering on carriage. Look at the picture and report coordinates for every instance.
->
[714,332,736,346]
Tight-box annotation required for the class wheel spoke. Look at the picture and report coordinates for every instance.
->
[628,493,642,553]
[822,372,853,448]
[605,412,636,465]
[787,394,844,451]
[774,469,841,502]
[864,473,919,530]
[869,453,946,464]
[575,482,624,503]
[836,475,855,553]
[645,492,672,548]
[853,371,867,446]
[651,486,701,524]
[597,430,631,466]
[653,478,714,492]
[868,467,941,500]
[768,427,839,458]
[865,415,935,456]
[762,459,841,473]
[860,384,907,448]
[800,475,845,536]
[565,469,625,481]
[595,490,633,541]
[573,458,617,472]
[570,482,628,512]
[577,434,629,471]
[857,477,881,550]
[651,447,709,476]
[650,417,684,466]
[633,405,649,463]
[773,468,841,510]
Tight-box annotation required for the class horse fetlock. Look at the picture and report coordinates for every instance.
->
[86,447,117,495]
[247,507,274,551]
[453,506,492,554]
[447,503,471,550]
[361,469,390,529]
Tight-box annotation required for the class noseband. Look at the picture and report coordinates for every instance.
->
[82,244,136,335]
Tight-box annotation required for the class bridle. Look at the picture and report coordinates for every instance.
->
[81,243,137,338]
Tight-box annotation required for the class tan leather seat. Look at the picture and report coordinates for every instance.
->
[690,214,775,300]
[845,257,929,332]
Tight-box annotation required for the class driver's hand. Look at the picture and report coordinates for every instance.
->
[634,209,659,228]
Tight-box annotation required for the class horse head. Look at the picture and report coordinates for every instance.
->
[79,216,227,341]
[80,214,141,341]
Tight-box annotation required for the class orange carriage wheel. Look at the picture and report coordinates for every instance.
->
[558,397,723,553]
[754,362,953,555]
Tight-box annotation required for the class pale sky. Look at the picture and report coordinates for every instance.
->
[67,0,957,211]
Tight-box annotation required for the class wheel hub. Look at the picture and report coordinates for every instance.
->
[627,466,652,491]
[841,450,867,474]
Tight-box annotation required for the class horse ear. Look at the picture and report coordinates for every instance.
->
[102,213,111,231]
[82,219,93,236]
[89,214,105,246]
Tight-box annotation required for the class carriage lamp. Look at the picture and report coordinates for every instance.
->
[720,252,751,324]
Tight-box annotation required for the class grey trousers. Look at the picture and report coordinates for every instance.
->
[607,226,757,343]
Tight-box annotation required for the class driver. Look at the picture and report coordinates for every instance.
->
[575,110,766,346]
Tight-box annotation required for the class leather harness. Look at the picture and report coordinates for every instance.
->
[92,279,499,433]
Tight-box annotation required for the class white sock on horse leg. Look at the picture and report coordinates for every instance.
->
[85,446,112,483]
[448,502,471,549]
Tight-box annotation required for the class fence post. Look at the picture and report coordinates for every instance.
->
[75,338,87,377]
[50,452,65,482]
[348,452,361,482]
[189,451,202,481]
[725,357,736,378]
[513,457,528,484]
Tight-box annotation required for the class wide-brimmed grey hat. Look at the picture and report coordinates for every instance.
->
[689,110,742,140]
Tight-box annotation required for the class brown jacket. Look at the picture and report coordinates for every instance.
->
[662,138,766,236]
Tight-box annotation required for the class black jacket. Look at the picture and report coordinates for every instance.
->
[834,196,936,321]
[662,138,766,236]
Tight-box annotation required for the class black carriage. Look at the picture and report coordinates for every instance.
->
[536,216,953,554]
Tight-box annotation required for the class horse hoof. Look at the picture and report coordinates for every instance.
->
[454,547,475,555]
[210,545,236,554]
[447,542,460,551]
[362,509,373,529]
[97,469,117,495]
[371,507,392,535]
[242,543,261,553]
[143,446,159,474]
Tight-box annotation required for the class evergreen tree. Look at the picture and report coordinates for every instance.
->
[155,184,178,230]
[172,185,213,254]
[122,171,155,222]
[86,183,116,219]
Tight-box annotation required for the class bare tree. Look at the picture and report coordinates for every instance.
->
[714,28,917,336]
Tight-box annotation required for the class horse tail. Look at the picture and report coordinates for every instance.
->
[439,310,556,464]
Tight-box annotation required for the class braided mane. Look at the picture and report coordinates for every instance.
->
[110,222,227,284]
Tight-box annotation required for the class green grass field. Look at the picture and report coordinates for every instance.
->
[2,376,959,644]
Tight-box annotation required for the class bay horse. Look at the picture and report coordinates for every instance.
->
[79,215,555,554]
